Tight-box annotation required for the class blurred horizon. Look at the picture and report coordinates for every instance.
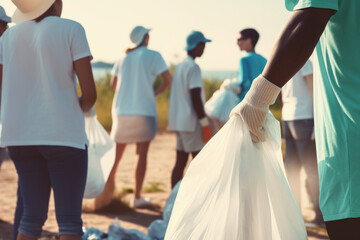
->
[1,0,291,70]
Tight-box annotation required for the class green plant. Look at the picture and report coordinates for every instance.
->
[142,182,165,193]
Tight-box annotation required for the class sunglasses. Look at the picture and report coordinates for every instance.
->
[237,37,248,42]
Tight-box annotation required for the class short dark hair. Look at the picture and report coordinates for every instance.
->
[240,28,260,48]
[34,1,57,23]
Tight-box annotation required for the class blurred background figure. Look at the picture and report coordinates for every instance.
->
[206,28,267,131]
[280,59,323,225]
[104,26,171,208]
[168,31,212,188]
[236,28,267,101]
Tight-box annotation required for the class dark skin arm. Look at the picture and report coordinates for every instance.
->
[263,7,335,87]
[74,56,97,112]
[190,88,206,119]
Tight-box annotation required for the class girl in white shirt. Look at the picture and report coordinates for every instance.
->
[103,26,171,208]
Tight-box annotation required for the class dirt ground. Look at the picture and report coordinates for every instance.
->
[0,132,329,240]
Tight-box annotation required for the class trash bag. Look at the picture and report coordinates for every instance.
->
[205,78,240,123]
[165,113,307,240]
[148,181,181,240]
[82,227,107,240]
[84,115,116,199]
[108,219,151,240]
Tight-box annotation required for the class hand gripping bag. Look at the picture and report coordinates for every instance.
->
[84,115,116,199]
[165,113,307,240]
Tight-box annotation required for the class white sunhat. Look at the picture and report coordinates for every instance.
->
[130,26,151,46]
[11,0,56,23]
[0,6,11,23]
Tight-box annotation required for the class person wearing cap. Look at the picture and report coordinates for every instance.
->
[234,28,267,102]
[0,5,11,36]
[168,31,213,188]
[105,25,171,208]
[0,0,96,240]
[230,0,360,239]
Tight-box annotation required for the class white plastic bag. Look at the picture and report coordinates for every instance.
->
[165,113,307,240]
[84,115,116,199]
[205,78,240,123]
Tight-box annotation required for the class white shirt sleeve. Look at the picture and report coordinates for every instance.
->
[188,64,203,90]
[70,23,93,61]
[300,60,313,77]
[153,52,169,76]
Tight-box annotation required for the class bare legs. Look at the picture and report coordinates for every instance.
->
[134,141,150,198]
[171,150,199,188]
[99,141,151,203]
[94,143,126,209]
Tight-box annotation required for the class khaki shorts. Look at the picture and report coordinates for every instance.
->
[176,123,205,153]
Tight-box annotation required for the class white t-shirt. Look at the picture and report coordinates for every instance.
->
[168,56,205,132]
[112,46,168,117]
[0,17,92,149]
[281,60,313,121]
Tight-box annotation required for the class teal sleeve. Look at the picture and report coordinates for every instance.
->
[285,0,339,11]
[238,58,250,86]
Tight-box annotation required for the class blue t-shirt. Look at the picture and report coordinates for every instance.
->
[237,52,267,100]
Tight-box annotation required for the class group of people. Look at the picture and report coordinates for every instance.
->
[0,0,359,240]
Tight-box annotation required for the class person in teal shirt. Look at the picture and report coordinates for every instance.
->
[236,28,267,101]
[230,0,360,239]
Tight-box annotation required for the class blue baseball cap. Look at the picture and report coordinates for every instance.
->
[0,6,11,23]
[185,31,211,51]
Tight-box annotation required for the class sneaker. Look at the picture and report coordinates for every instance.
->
[131,197,152,208]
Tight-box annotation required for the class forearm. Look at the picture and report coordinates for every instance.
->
[74,57,97,113]
[263,8,334,87]
[79,96,96,113]
[190,88,206,119]
[155,70,171,96]
[110,76,117,91]
[155,81,169,96]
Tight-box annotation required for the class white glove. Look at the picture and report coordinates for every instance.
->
[84,106,96,117]
[230,75,281,142]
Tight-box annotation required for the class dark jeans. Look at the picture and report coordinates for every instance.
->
[325,218,360,240]
[283,119,322,220]
[13,182,23,240]
[9,145,87,238]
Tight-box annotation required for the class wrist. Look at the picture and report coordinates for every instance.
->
[199,117,209,127]
[245,75,281,107]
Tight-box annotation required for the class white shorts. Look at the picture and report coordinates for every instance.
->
[110,115,157,144]
[176,123,205,153]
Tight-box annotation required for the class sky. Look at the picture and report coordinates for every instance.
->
[2,0,292,70]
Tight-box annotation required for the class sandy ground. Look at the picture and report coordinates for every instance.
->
[0,132,328,240]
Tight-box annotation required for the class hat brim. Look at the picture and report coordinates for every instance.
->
[185,39,212,51]
[12,0,56,23]
[134,28,151,46]
[0,15,12,23]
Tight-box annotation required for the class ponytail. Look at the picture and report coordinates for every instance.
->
[125,33,149,54]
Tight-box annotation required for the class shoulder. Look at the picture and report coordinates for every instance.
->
[54,18,86,32]
[145,48,162,58]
